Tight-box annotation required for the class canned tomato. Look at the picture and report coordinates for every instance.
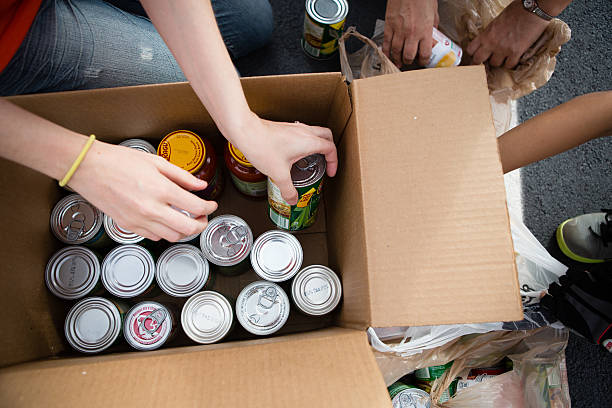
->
[124,301,176,351]
[224,142,267,198]
[119,138,157,154]
[415,362,457,403]
[156,244,211,297]
[388,382,431,408]
[45,246,102,300]
[302,0,348,59]
[291,265,341,316]
[251,230,303,282]
[426,28,462,68]
[64,297,128,353]
[104,214,144,245]
[182,291,234,344]
[50,194,108,247]
[101,244,156,298]
[236,281,290,336]
[157,130,224,200]
[268,154,325,231]
[200,215,253,276]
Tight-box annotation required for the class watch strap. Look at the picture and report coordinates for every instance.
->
[532,5,554,21]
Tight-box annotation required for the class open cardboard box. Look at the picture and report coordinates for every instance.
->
[0,67,522,407]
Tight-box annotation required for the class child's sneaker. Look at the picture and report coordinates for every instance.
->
[556,210,612,263]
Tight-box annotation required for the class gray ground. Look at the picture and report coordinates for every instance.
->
[235,1,612,406]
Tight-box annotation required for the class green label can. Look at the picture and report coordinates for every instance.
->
[302,0,348,59]
[268,154,326,231]
[388,382,431,408]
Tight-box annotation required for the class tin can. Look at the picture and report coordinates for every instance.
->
[104,214,144,245]
[426,28,462,68]
[236,281,290,336]
[302,0,348,59]
[124,301,176,351]
[224,142,267,198]
[156,244,211,297]
[291,265,341,315]
[45,246,102,300]
[119,138,157,154]
[101,244,156,298]
[251,230,303,282]
[415,362,457,403]
[182,291,234,344]
[200,215,253,276]
[50,194,108,247]
[173,208,201,244]
[388,382,431,408]
[64,297,128,353]
[268,154,326,231]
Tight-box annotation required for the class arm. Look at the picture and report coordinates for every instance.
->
[499,91,612,173]
[140,0,337,205]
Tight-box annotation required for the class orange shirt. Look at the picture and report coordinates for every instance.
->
[0,0,42,73]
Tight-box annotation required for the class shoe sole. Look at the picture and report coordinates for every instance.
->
[556,219,605,264]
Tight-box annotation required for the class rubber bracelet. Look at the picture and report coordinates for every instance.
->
[59,135,96,187]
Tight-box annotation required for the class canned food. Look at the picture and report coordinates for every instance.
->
[45,246,102,300]
[236,281,290,336]
[268,154,325,231]
[104,214,144,244]
[124,301,176,351]
[50,194,107,246]
[456,364,509,394]
[224,141,267,198]
[156,244,211,297]
[173,208,201,243]
[426,28,462,68]
[101,244,156,298]
[64,297,128,353]
[119,138,157,154]
[302,0,348,59]
[388,382,431,408]
[415,362,457,403]
[182,291,234,344]
[157,130,223,200]
[200,215,253,275]
[291,265,341,315]
[251,230,303,282]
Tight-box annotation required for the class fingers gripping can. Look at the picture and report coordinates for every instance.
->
[302,0,348,59]
[268,154,325,231]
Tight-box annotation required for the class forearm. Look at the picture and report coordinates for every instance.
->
[0,99,88,180]
[499,91,612,173]
[538,0,573,17]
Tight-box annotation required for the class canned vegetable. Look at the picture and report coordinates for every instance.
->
[124,301,176,351]
[291,265,341,316]
[104,214,144,244]
[119,138,157,154]
[50,194,107,246]
[45,246,101,300]
[200,215,253,275]
[251,230,303,282]
[156,244,211,297]
[302,0,348,59]
[415,362,457,403]
[388,382,431,408]
[236,281,290,336]
[182,291,234,344]
[101,244,156,298]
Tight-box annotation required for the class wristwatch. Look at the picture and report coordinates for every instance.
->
[522,0,554,21]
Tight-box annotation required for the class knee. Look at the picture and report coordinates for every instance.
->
[236,0,274,57]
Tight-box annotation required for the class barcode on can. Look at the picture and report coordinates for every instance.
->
[302,40,320,58]
[270,208,289,229]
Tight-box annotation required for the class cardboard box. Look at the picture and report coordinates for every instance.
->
[0,67,522,407]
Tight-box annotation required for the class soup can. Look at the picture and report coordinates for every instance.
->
[119,138,157,154]
[236,281,290,336]
[200,215,253,275]
[50,194,108,247]
[124,301,176,351]
[302,0,348,59]
[291,265,342,316]
[45,246,102,300]
[101,244,156,298]
[156,244,211,297]
[251,230,303,282]
[388,382,431,408]
[104,214,144,244]
[182,291,234,344]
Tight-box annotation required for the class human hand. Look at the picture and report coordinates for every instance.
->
[69,141,218,242]
[229,113,337,205]
[382,0,439,67]
[467,0,550,69]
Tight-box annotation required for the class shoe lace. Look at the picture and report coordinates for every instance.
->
[589,209,612,247]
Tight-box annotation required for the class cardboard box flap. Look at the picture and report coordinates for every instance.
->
[351,66,522,327]
[0,328,391,408]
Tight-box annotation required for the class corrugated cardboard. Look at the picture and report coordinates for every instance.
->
[0,68,520,406]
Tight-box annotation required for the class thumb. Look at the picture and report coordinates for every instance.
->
[275,175,298,205]
[156,157,207,191]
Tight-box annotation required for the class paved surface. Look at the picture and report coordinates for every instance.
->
[237,1,611,406]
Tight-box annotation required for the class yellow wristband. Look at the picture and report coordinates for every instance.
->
[59,135,96,187]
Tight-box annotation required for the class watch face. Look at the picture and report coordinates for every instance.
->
[523,0,535,8]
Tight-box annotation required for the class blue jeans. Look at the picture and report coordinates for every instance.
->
[0,0,273,96]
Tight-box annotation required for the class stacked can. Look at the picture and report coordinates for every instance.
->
[101,244,156,298]
[236,281,290,336]
[124,301,176,351]
[251,230,303,282]
[291,265,341,316]
[50,194,109,248]
[45,246,102,300]
[388,382,431,408]
[156,244,211,297]
[182,291,234,344]
[201,215,253,276]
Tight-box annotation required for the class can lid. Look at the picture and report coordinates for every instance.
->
[251,230,303,282]
[391,388,431,408]
[291,265,341,315]
[236,281,290,335]
[156,244,209,297]
[64,297,122,353]
[118,139,157,154]
[50,194,103,245]
[201,215,253,267]
[124,301,174,351]
[157,130,206,174]
[101,244,155,298]
[45,246,100,300]
[228,141,253,167]
[182,291,233,344]
[173,207,201,243]
[306,0,348,24]
[104,214,144,244]
[290,154,326,187]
